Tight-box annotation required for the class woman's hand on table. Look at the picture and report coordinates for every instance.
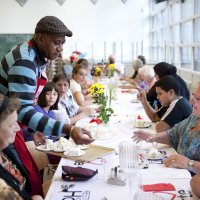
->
[70,127,95,145]
[163,154,189,169]
[132,130,153,143]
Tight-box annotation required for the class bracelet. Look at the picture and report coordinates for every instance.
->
[70,125,75,136]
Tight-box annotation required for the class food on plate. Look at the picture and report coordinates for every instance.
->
[135,115,145,127]
[45,139,54,149]
[148,147,161,159]
[64,147,85,157]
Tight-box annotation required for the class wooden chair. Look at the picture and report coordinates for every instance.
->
[25,141,55,197]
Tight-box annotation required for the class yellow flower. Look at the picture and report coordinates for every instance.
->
[94,67,101,76]
[89,83,105,96]
[108,64,115,71]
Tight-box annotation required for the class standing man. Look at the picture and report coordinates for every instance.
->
[0,16,93,145]
[0,16,94,197]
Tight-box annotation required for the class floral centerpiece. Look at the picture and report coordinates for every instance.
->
[94,66,101,76]
[108,63,115,78]
[89,83,114,124]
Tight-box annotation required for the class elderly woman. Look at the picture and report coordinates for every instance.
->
[138,66,156,92]
[70,64,93,106]
[121,55,146,85]
[132,82,200,174]
[0,94,43,199]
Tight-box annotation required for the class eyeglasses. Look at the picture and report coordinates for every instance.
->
[192,93,200,101]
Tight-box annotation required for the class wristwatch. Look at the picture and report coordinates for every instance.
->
[188,160,194,171]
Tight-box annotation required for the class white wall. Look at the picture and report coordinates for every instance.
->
[0,0,149,62]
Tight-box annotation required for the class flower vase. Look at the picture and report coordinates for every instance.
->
[95,122,110,139]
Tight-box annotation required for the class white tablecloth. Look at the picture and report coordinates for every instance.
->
[45,87,195,200]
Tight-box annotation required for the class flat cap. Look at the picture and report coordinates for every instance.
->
[35,16,72,37]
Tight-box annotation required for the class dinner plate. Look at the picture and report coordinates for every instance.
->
[147,153,165,160]
[63,150,86,157]
[36,145,53,152]
[131,99,139,103]
[135,122,151,128]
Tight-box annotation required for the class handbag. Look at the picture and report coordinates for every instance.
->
[62,166,97,181]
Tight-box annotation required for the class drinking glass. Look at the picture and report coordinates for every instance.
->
[119,141,141,172]
[118,141,142,198]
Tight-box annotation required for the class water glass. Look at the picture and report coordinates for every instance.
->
[119,141,141,173]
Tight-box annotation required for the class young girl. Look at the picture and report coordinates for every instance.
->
[35,82,70,124]
[70,64,93,106]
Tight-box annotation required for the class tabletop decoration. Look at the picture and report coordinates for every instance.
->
[94,66,101,76]
[89,83,113,124]
[108,64,116,78]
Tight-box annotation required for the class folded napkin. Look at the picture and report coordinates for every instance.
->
[143,183,175,192]
[89,118,102,125]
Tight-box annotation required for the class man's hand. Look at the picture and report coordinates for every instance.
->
[33,131,46,146]
[70,126,95,145]
[163,154,189,169]
[132,130,153,143]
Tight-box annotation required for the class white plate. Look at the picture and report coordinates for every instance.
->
[53,146,67,152]
[36,145,53,152]
[131,99,139,103]
[147,154,165,160]
[63,150,86,157]
[135,122,151,128]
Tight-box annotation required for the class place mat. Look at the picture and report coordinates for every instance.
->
[37,144,114,162]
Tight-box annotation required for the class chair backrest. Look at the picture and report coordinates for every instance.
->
[25,141,48,171]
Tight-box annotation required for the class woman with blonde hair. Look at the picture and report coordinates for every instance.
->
[70,64,93,106]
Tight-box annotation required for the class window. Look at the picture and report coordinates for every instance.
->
[149,0,200,72]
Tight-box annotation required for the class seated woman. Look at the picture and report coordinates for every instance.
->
[53,73,96,124]
[70,64,93,106]
[76,58,93,96]
[132,82,200,174]
[138,75,192,132]
[147,62,190,109]
[121,55,146,85]
[0,94,43,200]
[137,66,157,92]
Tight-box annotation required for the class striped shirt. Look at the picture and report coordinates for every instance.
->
[0,39,64,137]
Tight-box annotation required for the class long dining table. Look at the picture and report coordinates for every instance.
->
[45,82,196,200]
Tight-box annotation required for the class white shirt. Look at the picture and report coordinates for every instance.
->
[70,79,84,104]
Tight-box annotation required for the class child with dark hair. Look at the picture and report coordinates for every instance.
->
[137,75,192,132]
[35,82,70,124]
[146,62,190,110]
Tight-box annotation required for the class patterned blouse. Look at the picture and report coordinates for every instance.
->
[59,90,79,117]
[167,114,200,160]
[0,178,23,200]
